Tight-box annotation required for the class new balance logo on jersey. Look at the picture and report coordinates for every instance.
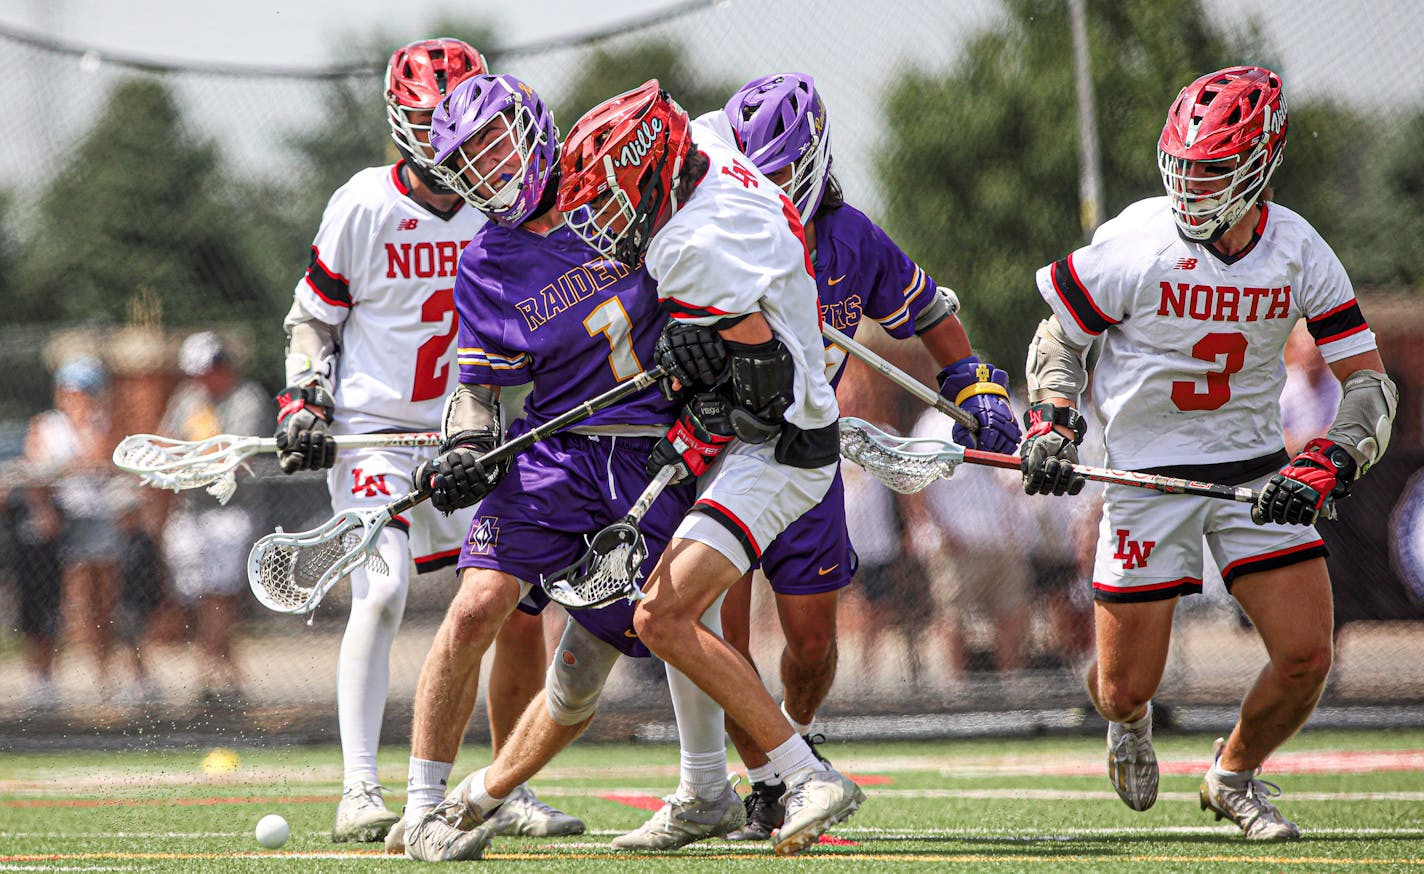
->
[351,468,391,497]
[1157,281,1292,323]
[1172,257,1198,270]
[397,218,420,231]
[467,517,500,555]
[1113,529,1157,569]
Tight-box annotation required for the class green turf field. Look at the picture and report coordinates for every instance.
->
[4,729,1423,871]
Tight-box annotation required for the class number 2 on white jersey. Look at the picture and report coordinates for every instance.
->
[411,287,457,402]
[584,297,644,381]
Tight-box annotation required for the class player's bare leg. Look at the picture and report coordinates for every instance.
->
[488,610,546,754]
[406,569,523,823]
[1088,598,1176,811]
[1199,558,1331,840]
[634,539,863,855]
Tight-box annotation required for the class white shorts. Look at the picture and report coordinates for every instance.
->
[675,439,836,574]
[1090,473,1327,603]
[328,444,475,574]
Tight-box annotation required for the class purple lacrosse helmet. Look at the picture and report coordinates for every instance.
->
[724,73,832,220]
[430,74,560,226]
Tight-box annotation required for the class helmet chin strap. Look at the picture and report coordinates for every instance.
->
[396,145,455,195]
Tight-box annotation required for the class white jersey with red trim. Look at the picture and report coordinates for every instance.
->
[644,112,838,431]
[293,162,485,433]
[1035,196,1376,470]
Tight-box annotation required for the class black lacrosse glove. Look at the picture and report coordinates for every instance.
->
[1020,403,1086,496]
[411,429,507,514]
[654,322,729,398]
[274,385,337,474]
[1252,437,1356,526]
[647,393,736,482]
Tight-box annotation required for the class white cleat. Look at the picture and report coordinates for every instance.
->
[610,782,745,850]
[332,781,400,843]
[1200,737,1301,840]
[772,768,865,856]
[382,815,406,855]
[1106,711,1159,811]
[404,796,495,862]
[484,784,586,837]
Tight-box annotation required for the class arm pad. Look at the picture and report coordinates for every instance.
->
[1025,316,1090,405]
[283,299,340,392]
[441,383,502,448]
[723,337,796,444]
[1326,369,1398,474]
[912,287,961,335]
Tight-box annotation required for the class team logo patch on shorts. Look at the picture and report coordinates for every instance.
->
[1113,529,1157,570]
[467,517,500,555]
[351,468,392,497]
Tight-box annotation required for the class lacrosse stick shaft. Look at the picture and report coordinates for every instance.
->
[821,324,978,433]
[624,463,679,523]
[959,447,1266,506]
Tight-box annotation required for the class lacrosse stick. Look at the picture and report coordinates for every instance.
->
[248,367,667,618]
[839,416,1334,517]
[542,463,680,610]
[821,323,978,433]
[113,431,443,504]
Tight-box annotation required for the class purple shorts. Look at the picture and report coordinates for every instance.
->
[458,429,695,657]
[755,465,858,595]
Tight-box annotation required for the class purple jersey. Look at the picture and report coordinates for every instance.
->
[454,223,676,428]
[758,202,938,592]
[813,203,943,388]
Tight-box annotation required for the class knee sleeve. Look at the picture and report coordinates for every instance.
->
[544,619,621,726]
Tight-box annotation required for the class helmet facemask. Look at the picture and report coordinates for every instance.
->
[434,100,552,223]
[1158,141,1278,243]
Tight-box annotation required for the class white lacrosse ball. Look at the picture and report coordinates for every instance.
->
[255,813,290,849]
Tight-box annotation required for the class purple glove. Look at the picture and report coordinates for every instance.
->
[935,356,1022,454]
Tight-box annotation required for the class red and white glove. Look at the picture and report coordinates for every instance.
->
[647,393,735,481]
[1252,438,1357,526]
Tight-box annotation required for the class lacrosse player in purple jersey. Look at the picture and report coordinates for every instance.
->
[390,73,743,861]
[276,39,562,844]
[717,73,1022,838]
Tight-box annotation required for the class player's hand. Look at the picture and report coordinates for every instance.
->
[935,356,1022,454]
[1020,408,1085,497]
[655,322,729,397]
[412,431,506,514]
[647,393,735,482]
[1252,437,1357,526]
[274,385,337,474]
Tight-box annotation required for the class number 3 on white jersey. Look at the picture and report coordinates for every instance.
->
[584,297,645,381]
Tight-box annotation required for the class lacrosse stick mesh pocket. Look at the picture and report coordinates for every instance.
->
[839,421,956,494]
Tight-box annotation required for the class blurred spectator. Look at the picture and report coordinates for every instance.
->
[2,479,64,707]
[159,332,267,704]
[115,502,166,703]
[1280,323,1340,454]
[23,356,131,700]
[906,407,1035,676]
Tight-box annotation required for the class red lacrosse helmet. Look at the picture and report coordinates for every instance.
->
[1157,65,1287,243]
[557,80,693,267]
[385,38,488,169]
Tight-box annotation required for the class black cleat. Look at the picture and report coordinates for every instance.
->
[726,780,785,841]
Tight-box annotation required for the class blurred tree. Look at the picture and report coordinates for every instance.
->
[556,39,736,129]
[877,0,1421,367]
[11,77,267,327]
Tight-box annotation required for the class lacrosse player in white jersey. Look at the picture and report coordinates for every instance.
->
[558,81,865,856]
[1020,66,1397,840]
[277,38,572,843]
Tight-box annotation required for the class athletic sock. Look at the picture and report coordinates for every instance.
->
[462,767,509,817]
[780,701,815,737]
[343,752,379,790]
[766,734,826,784]
[404,757,453,827]
[746,764,780,786]
[680,748,730,801]
[1122,701,1152,732]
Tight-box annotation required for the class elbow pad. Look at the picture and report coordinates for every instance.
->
[1025,317,1090,405]
[723,337,796,444]
[1325,369,1398,475]
[912,286,961,335]
[283,299,340,392]
[441,383,502,451]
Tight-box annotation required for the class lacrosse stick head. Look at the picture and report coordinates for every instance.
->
[247,509,391,616]
[543,520,649,610]
[838,416,965,494]
[112,433,251,504]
